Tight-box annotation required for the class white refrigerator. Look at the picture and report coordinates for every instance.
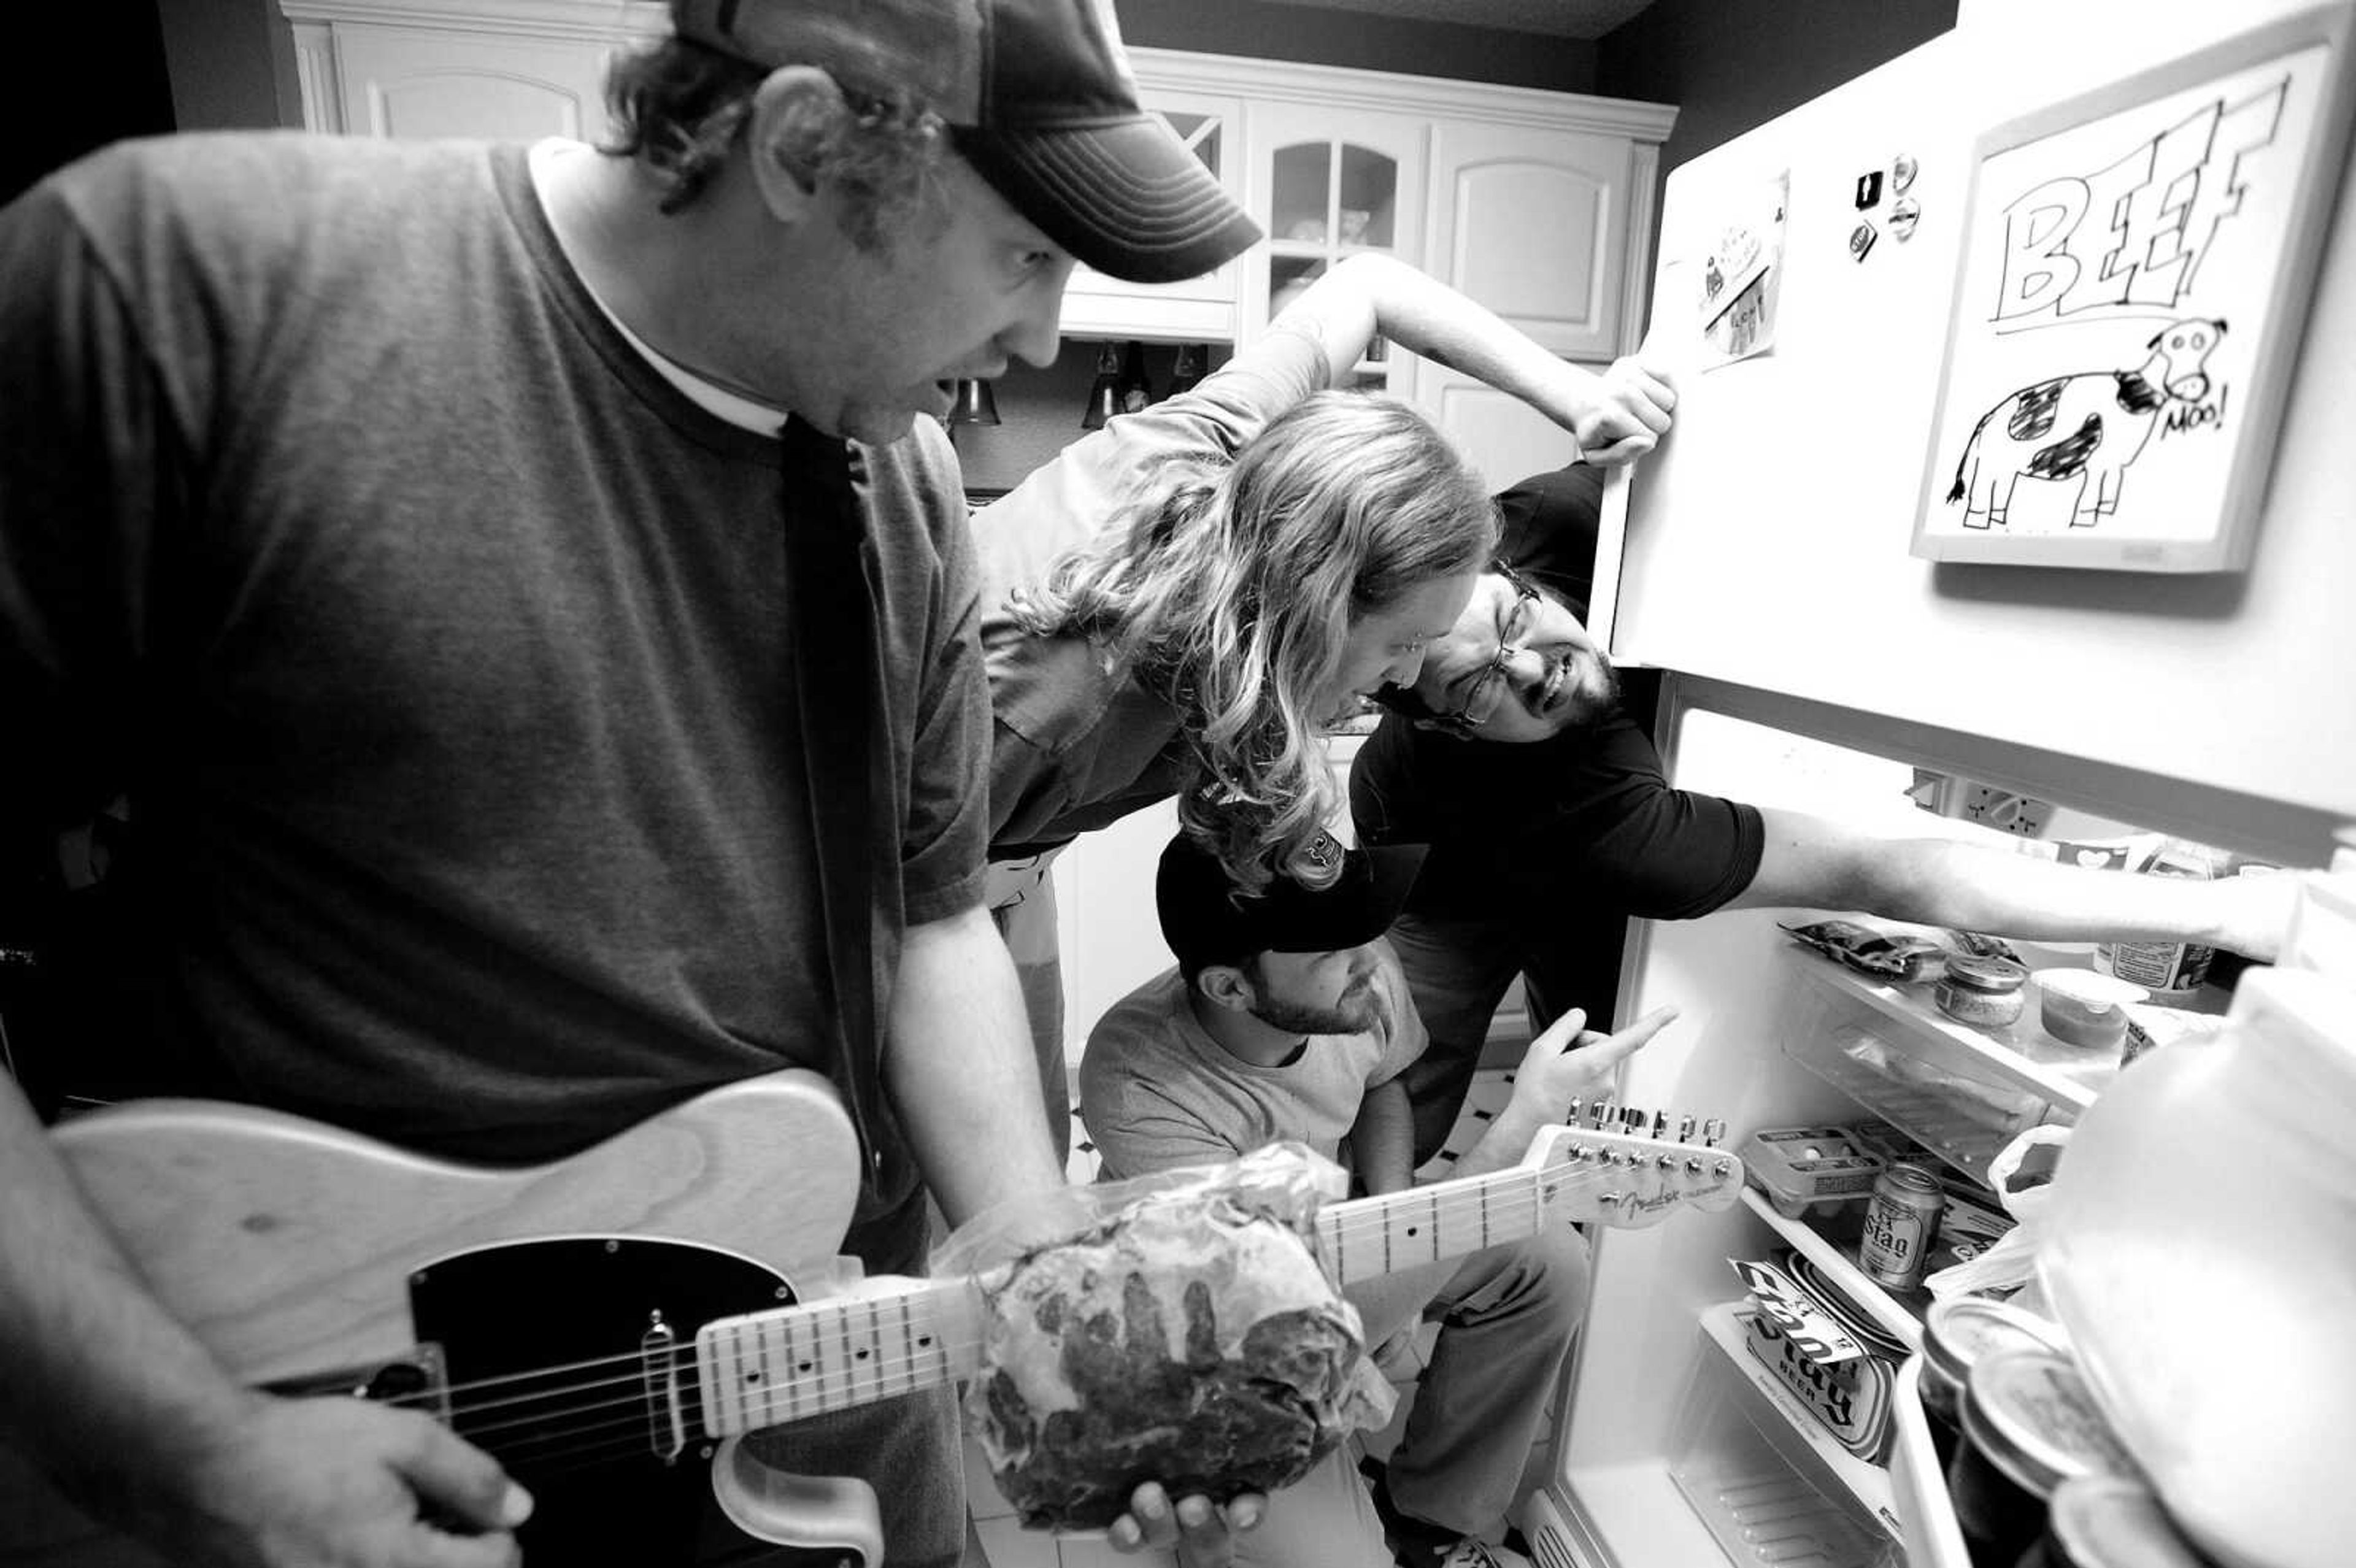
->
[1522,1,2356,1564]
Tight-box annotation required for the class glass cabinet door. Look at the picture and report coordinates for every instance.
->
[1245,104,1427,390]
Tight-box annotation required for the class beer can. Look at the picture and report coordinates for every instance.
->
[1859,1161,1944,1289]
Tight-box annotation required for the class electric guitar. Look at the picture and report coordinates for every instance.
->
[1,1072,1741,1566]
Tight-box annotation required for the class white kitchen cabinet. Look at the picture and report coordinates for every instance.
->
[281,1,665,142]
[1239,99,1430,396]
[322,23,619,142]
[1423,118,1645,361]
[277,5,1676,397]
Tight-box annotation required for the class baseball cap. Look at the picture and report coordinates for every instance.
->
[1157,832,1429,973]
[671,0,1262,283]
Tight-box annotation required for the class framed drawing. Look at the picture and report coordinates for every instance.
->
[1912,4,2356,571]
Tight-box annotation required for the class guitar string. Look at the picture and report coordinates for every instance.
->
[399,1184,1588,1440]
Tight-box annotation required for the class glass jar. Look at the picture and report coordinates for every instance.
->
[1936,953,2029,1029]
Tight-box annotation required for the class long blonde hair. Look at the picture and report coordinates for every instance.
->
[1011,392,1496,891]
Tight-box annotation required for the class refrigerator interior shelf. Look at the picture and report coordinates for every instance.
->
[1787,951,2109,1113]
[1690,1301,1906,1549]
[1780,1025,2035,1186]
[1739,1186,1923,1350]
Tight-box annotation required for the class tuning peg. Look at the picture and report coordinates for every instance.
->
[1676,1112,1697,1144]
[1649,1109,1669,1140]
[1566,1097,1585,1125]
[1703,1117,1727,1148]
[1592,1100,1615,1129]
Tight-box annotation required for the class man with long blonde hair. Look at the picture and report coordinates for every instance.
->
[974,253,1676,1158]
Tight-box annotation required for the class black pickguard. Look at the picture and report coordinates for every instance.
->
[406,1236,828,1566]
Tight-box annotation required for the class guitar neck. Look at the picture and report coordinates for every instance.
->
[1316,1164,1553,1288]
[696,1277,984,1439]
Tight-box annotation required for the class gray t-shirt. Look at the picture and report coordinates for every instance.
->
[0,136,989,1255]
[1077,942,1425,1182]
[974,321,1333,859]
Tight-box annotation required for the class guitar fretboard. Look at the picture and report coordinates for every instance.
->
[696,1278,979,1437]
[1317,1163,1569,1286]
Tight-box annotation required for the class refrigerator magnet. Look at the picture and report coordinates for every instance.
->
[1890,197,1921,240]
[1849,219,1878,261]
[1892,152,1919,193]
[1854,168,1884,208]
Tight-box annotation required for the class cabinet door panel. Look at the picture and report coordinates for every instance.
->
[1418,369,1582,491]
[336,24,617,142]
[1428,121,1631,360]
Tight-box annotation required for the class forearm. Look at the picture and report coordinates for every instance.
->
[0,1076,254,1515]
[1351,255,1603,416]
[885,903,1067,1229]
[1449,1093,1555,1183]
[1858,840,2291,958]
[1347,1077,1416,1197]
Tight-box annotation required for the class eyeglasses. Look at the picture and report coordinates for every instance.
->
[1430,559,1542,733]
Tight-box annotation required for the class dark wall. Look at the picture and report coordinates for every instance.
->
[1118,0,1598,93]
[156,0,307,133]
[2,2,179,206]
[1597,0,1957,174]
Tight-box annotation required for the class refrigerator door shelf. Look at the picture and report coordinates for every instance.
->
[1887,1355,1974,1568]
[1666,1302,1904,1564]
[1740,1187,1924,1351]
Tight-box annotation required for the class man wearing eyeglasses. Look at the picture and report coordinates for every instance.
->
[1353,461,2303,1164]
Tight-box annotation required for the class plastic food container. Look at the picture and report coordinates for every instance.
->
[2033,969,2149,1050]
[2018,1475,2227,1568]
[1950,1348,2139,1568]
[1738,1125,1884,1220]
[1934,953,2030,1030]
[1918,1295,2069,1432]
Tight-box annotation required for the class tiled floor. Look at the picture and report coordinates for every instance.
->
[964,1070,1542,1568]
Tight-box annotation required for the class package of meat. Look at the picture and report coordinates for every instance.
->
[934,1142,1396,1531]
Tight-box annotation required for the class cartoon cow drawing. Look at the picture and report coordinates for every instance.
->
[1945,318,2226,529]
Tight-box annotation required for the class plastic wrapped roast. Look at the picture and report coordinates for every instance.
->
[944,1143,1395,1530]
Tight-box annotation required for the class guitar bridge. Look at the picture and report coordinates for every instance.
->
[261,1343,451,1424]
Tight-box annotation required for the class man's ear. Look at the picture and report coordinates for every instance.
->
[1193,964,1256,1013]
[745,64,846,221]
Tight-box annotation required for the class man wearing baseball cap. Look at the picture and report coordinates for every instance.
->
[0,3,1251,1566]
[1079,834,1676,1568]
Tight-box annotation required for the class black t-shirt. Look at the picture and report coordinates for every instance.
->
[1349,464,1764,930]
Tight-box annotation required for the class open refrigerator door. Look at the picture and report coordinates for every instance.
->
[1519,682,2350,1568]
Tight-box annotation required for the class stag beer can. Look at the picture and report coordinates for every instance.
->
[1859,1161,1945,1289]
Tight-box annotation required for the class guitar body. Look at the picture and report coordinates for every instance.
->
[2,1070,885,1567]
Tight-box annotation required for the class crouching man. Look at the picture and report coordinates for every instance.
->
[1078,832,1676,1568]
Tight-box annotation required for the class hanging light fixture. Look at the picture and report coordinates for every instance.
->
[1080,342,1122,429]
[947,377,1000,428]
[1164,344,1203,400]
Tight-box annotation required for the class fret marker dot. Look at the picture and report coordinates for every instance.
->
[1406,1226,1419,1237]
[855,1349,870,1360]
[798,1362,814,1373]
[918,1336,933,1348]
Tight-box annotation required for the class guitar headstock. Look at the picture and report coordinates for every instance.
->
[1523,1102,1744,1229]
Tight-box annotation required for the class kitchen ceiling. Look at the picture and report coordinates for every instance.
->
[1254,0,1658,40]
